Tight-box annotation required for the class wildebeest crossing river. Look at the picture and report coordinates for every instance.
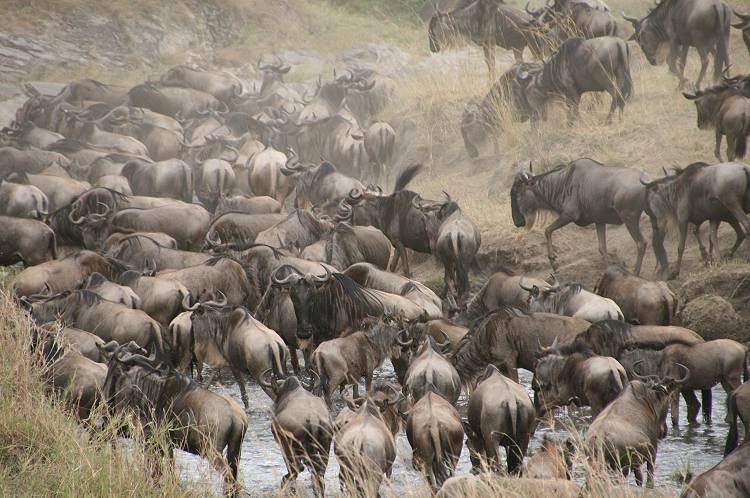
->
[173,365,728,496]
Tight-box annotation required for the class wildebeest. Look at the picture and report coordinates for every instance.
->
[403,335,462,404]
[593,265,678,325]
[303,223,393,272]
[341,164,431,277]
[214,195,282,217]
[344,262,443,319]
[724,381,750,455]
[38,322,108,363]
[25,290,164,354]
[117,270,194,327]
[244,145,295,202]
[733,11,750,54]
[521,435,573,480]
[0,179,49,218]
[9,172,90,211]
[585,373,688,486]
[102,347,247,497]
[160,65,245,103]
[128,82,228,119]
[262,374,333,497]
[407,319,468,356]
[310,318,403,405]
[205,212,287,250]
[681,442,750,497]
[683,79,750,161]
[415,193,481,308]
[466,268,549,317]
[255,209,333,250]
[78,272,141,308]
[533,349,627,417]
[0,145,70,176]
[428,0,538,81]
[120,159,193,202]
[435,475,493,498]
[619,339,748,426]
[108,234,211,271]
[0,216,57,266]
[281,151,364,211]
[110,203,211,251]
[195,159,236,212]
[522,278,624,322]
[514,37,632,123]
[642,162,750,278]
[464,365,536,474]
[623,0,731,90]
[270,265,427,350]
[452,307,590,383]
[334,397,397,497]
[405,387,464,491]
[526,0,618,43]
[510,159,648,274]
[185,305,289,405]
[10,250,125,297]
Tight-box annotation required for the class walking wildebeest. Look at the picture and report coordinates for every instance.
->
[464,365,536,474]
[514,37,632,123]
[102,346,248,497]
[733,11,750,55]
[642,161,750,278]
[586,371,688,487]
[510,159,648,274]
[593,265,678,325]
[623,0,731,90]
[724,381,750,455]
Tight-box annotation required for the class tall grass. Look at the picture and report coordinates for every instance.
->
[0,290,204,497]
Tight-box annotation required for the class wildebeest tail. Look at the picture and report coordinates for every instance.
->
[429,422,449,489]
[312,352,330,398]
[268,344,285,378]
[150,321,166,357]
[181,163,192,202]
[608,368,625,402]
[724,391,739,455]
[48,230,58,260]
[713,3,730,81]
[393,164,422,192]
[454,233,469,300]
[744,167,750,212]
[735,132,748,159]
[619,41,633,102]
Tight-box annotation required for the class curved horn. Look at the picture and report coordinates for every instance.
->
[204,229,221,248]
[396,329,413,346]
[519,277,535,292]
[347,187,363,202]
[639,172,652,187]
[271,267,299,286]
[630,360,659,382]
[622,11,640,24]
[310,266,332,284]
[385,384,403,406]
[68,207,87,225]
[223,144,239,163]
[670,363,690,385]
[182,292,199,311]
[202,290,228,307]
[435,329,450,349]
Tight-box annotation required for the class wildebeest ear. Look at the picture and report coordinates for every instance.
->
[682,92,698,100]
[23,83,40,97]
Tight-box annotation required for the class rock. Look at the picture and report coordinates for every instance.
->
[679,263,750,318]
[678,294,749,343]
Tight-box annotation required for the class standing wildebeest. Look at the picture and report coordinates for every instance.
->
[619,339,748,426]
[107,235,211,271]
[415,193,481,308]
[0,216,57,266]
[102,347,248,497]
[406,387,464,491]
[642,162,750,278]
[428,0,537,81]
[514,37,632,123]
[403,335,462,405]
[341,164,431,277]
[110,203,211,251]
[522,278,623,322]
[78,272,141,308]
[334,397,397,498]
[195,159,236,212]
[594,265,678,325]
[255,210,333,251]
[214,195,282,217]
[262,374,333,498]
[585,373,687,487]
[204,212,287,250]
[533,349,627,417]
[118,270,193,327]
[733,11,750,54]
[25,290,164,354]
[120,159,193,202]
[452,307,590,383]
[464,365,536,474]
[526,0,618,43]
[160,65,245,103]
[310,318,403,405]
[281,150,364,211]
[510,159,648,274]
[466,268,549,318]
[683,80,750,161]
[681,443,750,497]
[724,381,750,455]
[185,305,289,406]
[127,82,228,119]
[623,0,731,90]
[10,250,125,297]
[0,179,49,218]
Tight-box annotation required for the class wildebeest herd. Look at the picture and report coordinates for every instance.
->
[2,0,750,496]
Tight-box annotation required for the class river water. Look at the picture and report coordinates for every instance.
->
[175,363,731,497]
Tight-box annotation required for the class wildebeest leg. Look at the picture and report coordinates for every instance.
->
[545,216,572,272]
[715,130,724,161]
[674,44,689,89]
[389,245,401,272]
[646,451,656,488]
[702,389,712,424]
[290,346,300,376]
[206,367,222,387]
[483,44,496,83]
[724,201,750,250]
[231,367,250,408]
[673,220,690,278]
[694,223,710,263]
[671,390,680,427]
[724,219,745,258]
[624,218,647,275]
[695,46,710,91]
[633,462,643,486]
[683,389,701,424]
[595,223,609,267]
[726,134,737,162]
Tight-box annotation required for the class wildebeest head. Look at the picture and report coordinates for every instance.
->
[509,165,543,228]
[427,8,452,53]
[259,369,320,398]
[532,351,575,414]
[683,74,750,129]
[622,11,662,65]
[101,344,169,414]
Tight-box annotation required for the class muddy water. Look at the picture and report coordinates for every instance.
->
[175,364,730,497]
